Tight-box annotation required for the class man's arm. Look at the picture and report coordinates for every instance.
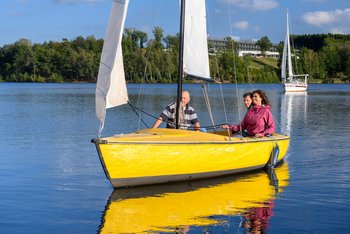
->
[152,117,163,128]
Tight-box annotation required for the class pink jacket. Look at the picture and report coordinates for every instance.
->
[230,105,275,136]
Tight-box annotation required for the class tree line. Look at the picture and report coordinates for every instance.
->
[284,34,350,82]
[0,28,349,83]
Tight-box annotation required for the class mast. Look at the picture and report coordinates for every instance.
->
[176,0,186,129]
[286,10,293,81]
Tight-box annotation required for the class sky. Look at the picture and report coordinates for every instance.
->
[1,0,349,47]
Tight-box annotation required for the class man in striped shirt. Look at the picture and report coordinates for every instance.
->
[152,91,200,130]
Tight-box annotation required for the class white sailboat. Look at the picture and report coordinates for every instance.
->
[281,10,308,92]
[91,0,290,188]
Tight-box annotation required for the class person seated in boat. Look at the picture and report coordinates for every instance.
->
[241,200,274,233]
[221,90,275,137]
[152,90,201,130]
[243,92,253,109]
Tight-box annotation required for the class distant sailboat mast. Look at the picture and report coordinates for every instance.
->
[281,9,293,84]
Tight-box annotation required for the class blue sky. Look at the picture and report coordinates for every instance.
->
[1,0,349,46]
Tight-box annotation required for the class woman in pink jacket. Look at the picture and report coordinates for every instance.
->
[223,90,275,137]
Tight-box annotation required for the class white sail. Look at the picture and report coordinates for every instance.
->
[286,11,293,81]
[96,0,129,130]
[183,0,210,80]
[281,10,293,83]
[281,32,287,83]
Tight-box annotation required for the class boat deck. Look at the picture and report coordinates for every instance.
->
[100,128,289,144]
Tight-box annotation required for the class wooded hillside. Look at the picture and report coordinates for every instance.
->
[0,29,349,83]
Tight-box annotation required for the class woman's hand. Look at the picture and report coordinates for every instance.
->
[255,133,263,138]
[221,125,230,129]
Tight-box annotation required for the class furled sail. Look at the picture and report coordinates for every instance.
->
[281,10,293,83]
[183,0,211,81]
[96,0,129,134]
[281,33,287,83]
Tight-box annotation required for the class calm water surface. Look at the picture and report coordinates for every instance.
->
[1,83,350,233]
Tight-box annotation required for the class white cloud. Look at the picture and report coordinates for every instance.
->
[330,28,345,34]
[302,8,350,34]
[223,0,278,11]
[302,8,350,26]
[251,0,279,11]
[51,0,102,4]
[302,11,336,26]
[233,21,249,30]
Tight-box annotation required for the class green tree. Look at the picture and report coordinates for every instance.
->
[257,36,272,57]
[322,38,342,77]
[243,55,253,83]
[152,26,164,50]
[163,34,179,52]
[135,30,148,49]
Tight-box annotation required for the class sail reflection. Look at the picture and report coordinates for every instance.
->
[99,163,289,233]
[281,92,308,135]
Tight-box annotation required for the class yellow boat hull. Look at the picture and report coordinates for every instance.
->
[99,163,290,233]
[92,128,290,187]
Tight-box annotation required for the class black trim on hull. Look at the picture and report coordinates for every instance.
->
[91,140,111,180]
[95,137,290,145]
[109,165,265,188]
[91,138,107,144]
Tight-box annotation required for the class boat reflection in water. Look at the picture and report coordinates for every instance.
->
[281,92,308,135]
[98,163,289,233]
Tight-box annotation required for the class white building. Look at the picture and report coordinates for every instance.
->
[208,38,280,58]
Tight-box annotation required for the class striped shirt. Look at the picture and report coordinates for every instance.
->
[160,102,199,129]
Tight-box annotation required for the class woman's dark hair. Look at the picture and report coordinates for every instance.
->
[243,92,252,98]
[252,90,270,106]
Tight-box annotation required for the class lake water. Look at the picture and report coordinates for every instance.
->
[1,82,350,233]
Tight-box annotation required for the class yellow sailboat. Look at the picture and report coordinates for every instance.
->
[98,163,290,233]
[91,0,290,188]
[94,129,289,187]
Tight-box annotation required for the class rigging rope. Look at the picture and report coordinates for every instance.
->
[218,82,232,139]
[128,101,149,128]
[128,101,226,130]
[135,63,149,131]
[135,0,161,130]
[219,82,228,124]
[201,83,216,129]
[206,3,230,132]
[225,0,243,137]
